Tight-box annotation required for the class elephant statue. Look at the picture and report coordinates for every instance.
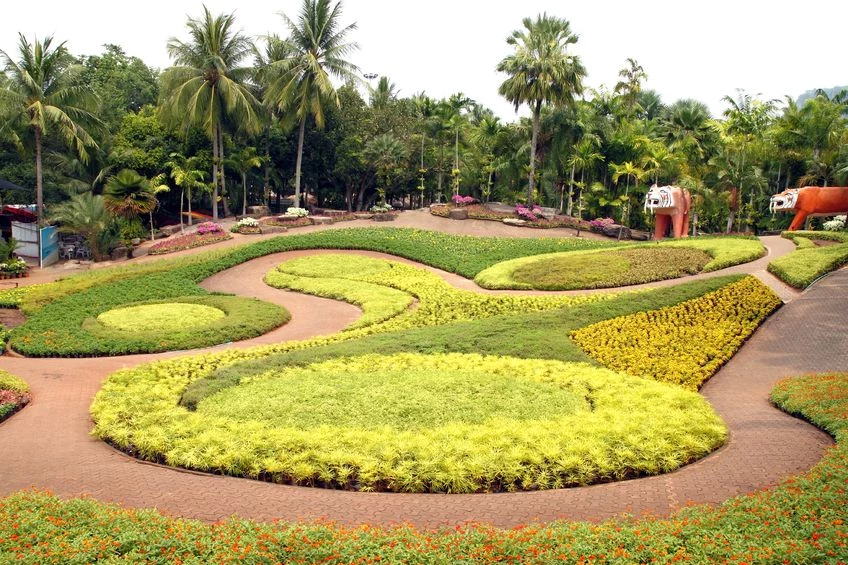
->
[644,185,691,239]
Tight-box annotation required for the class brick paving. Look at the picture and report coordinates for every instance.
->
[0,214,842,529]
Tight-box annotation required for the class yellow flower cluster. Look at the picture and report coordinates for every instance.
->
[571,276,782,390]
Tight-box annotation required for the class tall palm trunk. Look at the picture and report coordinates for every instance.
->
[242,172,247,216]
[211,124,219,221]
[179,188,185,232]
[34,126,44,227]
[454,129,459,197]
[219,126,231,217]
[294,117,306,208]
[566,162,576,215]
[264,127,271,207]
[528,101,541,207]
[187,186,194,227]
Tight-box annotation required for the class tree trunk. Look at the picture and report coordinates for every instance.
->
[264,127,271,207]
[211,124,219,221]
[528,102,541,207]
[34,126,44,227]
[149,210,155,241]
[294,117,306,208]
[566,162,576,215]
[219,127,231,218]
[179,188,185,232]
[242,172,248,216]
[577,170,586,219]
[187,187,193,227]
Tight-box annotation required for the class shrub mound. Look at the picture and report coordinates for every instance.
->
[0,370,30,422]
[96,303,226,333]
[71,295,288,356]
[6,372,847,562]
[571,276,781,390]
[510,247,712,290]
[768,230,848,288]
[97,352,727,493]
[475,236,764,290]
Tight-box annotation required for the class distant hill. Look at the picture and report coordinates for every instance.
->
[796,86,848,105]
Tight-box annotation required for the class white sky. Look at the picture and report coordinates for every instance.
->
[2,0,846,121]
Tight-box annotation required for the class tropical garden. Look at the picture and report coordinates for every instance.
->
[0,1,847,253]
[1,0,848,563]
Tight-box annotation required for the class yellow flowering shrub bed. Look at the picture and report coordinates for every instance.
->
[570,276,782,390]
[93,353,726,493]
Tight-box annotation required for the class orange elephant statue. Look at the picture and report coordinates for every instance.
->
[769,186,848,231]
[644,184,691,239]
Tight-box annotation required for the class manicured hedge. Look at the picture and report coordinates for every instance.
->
[6,373,848,563]
[767,231,848,288]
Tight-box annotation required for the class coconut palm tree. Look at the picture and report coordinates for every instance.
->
[369,76,398,109]
[158,6,262,221]
[265,0,359,208]
[227,146,265,215]
[0,34,100,226]
[104,168,156,219]
[497,14,586,208]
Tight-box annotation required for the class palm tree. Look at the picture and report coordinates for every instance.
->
[265,0,359,208]
[610,160,645,227]
[103,168,157,229]
[364,133,406,205]
[0,34,100,226]
[227,146,265,215]
[165,153,207,230]
[158,7,262,221]
[369,76,398,109]
[497,14,586,208]
[48,192,113,259]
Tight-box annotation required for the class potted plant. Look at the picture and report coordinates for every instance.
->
[231,217,262,234]
[371,203,396,221]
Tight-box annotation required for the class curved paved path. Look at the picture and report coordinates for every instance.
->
[0,216,841,528]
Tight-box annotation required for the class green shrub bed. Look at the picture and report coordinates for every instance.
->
[0,369,30,422]
[768,231,848,288]
[509,247,712,290]
[475,236,764,290]
[7,228,617,357]
[72,295,288,353]
[571,277,782,390]
[6,372,847,563]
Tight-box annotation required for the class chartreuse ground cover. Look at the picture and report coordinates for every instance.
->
[768,230,848,288]
[3,372,846,563]
[474,236,765,290]
[0,227,617,357]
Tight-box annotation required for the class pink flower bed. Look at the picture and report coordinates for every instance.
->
[148,229,232,255]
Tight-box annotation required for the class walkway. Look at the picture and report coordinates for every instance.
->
[0,214,841,528]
